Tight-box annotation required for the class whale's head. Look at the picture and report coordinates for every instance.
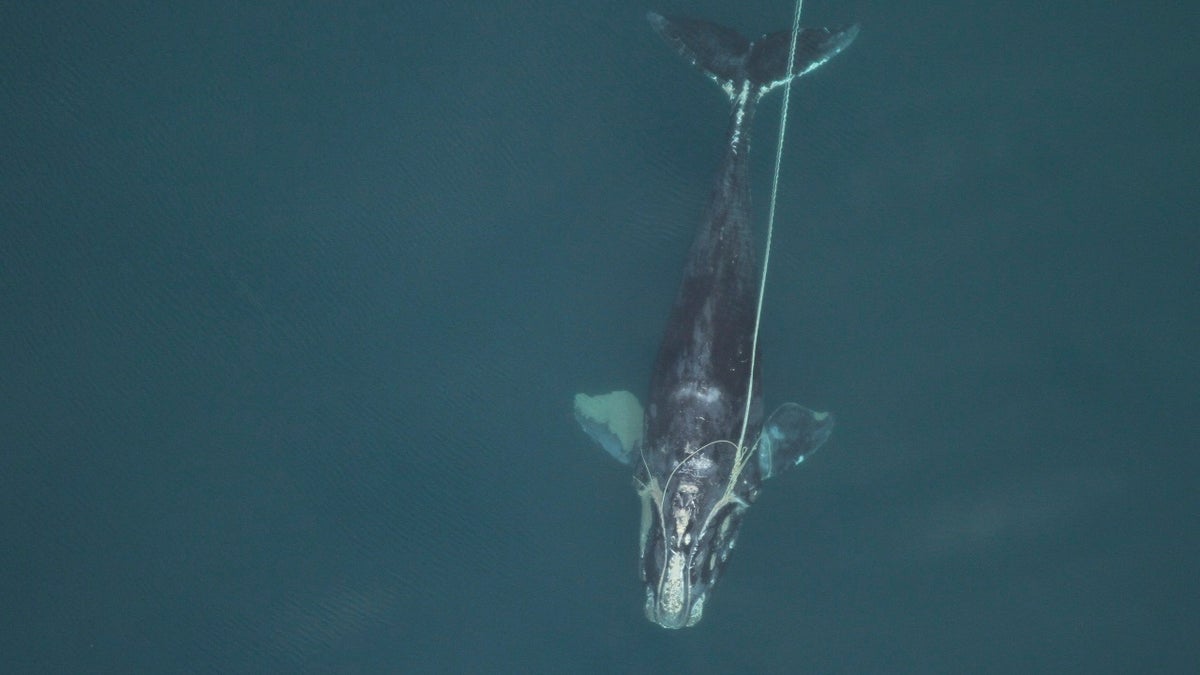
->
[636,460,749,629]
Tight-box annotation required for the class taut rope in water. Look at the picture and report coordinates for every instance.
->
[736,0,804,452]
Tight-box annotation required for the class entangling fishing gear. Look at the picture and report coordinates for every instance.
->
[736,0,806,453]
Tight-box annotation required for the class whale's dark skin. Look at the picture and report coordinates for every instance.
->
[635,20,767,630]
[574,13,857,628]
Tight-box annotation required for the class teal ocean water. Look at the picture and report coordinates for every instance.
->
[3,1,1196,671]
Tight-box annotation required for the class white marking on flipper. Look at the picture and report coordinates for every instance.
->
[574,391,644,464]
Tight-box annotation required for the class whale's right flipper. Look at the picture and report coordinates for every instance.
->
[755,403,834,479]
[574,391,644,465]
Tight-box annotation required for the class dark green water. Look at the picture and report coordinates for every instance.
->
[3,1,1196,672]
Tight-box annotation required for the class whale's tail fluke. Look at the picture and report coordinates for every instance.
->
[647,12,858,99]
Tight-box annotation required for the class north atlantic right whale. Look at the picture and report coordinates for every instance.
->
[575,12,858,628]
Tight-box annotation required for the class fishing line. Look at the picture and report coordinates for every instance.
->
[736,0,804,453]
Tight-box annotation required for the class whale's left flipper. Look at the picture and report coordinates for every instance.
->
[574,391,644,465]
[755,403,834,479]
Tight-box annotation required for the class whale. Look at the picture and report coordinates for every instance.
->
[575,12,858,629]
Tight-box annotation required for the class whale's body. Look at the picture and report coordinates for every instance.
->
[574,12,857,628]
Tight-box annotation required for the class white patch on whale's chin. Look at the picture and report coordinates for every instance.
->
[648,557,700,624]
[660,550,687,617]
[648,549,707,628]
